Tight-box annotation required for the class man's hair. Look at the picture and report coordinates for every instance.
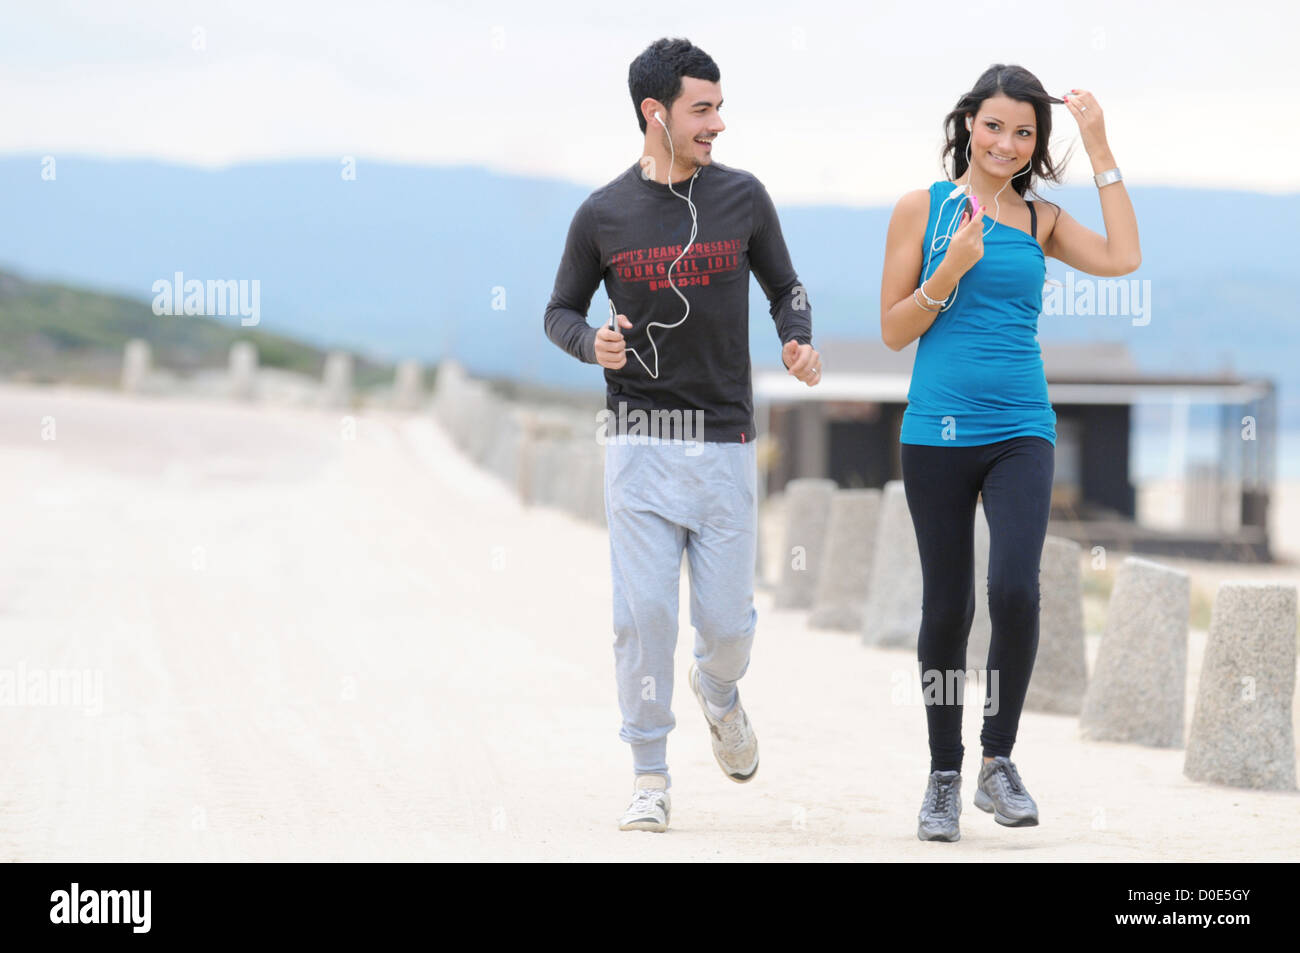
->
[627,38,720,134]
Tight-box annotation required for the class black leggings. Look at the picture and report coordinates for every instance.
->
[900,436,1054,773]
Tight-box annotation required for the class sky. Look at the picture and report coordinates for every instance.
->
[3,0,1298,204]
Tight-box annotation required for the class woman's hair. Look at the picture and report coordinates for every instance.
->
[941,64,1069,199]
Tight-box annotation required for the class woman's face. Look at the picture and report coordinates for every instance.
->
[969,94,1037,179]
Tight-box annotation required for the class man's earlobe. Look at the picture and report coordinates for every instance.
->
[641,99,664,128]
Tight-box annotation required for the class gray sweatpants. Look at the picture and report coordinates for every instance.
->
[604,437,758,789]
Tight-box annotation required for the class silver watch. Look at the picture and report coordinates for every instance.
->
[1094,167,1123,188]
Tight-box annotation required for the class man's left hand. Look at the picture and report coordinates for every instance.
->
[782,339,821,387]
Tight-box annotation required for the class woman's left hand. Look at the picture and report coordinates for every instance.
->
[1063,88,1108,155]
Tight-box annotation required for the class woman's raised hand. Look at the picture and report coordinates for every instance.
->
[1063,88,1109,156]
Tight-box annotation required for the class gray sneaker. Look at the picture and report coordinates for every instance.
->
[917,769,962,842]
[974,756,1039,827]
[688,663,759,782]
[618,774,670,832]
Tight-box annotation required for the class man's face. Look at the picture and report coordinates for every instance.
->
[660,76,725,169]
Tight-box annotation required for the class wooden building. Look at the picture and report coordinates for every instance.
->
[755,338,1277,561]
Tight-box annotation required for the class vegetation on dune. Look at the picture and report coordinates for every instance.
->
[0,270,398,389]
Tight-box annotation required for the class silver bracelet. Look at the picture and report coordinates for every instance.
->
[912,288,941,312]
[916,280,946,309]
[1094,167,1122,188]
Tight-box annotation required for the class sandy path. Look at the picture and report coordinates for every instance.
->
[0,384,1296,861]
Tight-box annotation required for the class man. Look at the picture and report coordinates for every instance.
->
[543,37,821,833]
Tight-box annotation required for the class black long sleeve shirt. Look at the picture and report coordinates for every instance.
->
[543,160,812,443]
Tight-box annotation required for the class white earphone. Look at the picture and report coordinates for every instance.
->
[920,113,1030,310]
[615,107,701,379]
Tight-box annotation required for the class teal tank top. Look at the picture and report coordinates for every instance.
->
[899,180,1057,447]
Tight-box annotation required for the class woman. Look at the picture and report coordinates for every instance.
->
[878,64,1140,842]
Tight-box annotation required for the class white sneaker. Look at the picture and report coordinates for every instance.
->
[618,774,670,832]
[689,663,759,782]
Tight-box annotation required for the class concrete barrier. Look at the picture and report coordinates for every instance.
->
[1184,582,1297,790]
[393,359,424,411]
[321,351,353,410]
[774,478,837,610]
[121,339,152,393]
[1080,556,1189,748]
[228,341,257,401]
[862,480,924,648]
[1023,536,1088,715]
[809,488,881,631]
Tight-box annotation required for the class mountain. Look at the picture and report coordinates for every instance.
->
[1,155,1295,424]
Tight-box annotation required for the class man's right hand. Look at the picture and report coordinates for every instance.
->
[595,313,634,370]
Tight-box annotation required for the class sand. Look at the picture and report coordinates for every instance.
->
[0,382,1296,861]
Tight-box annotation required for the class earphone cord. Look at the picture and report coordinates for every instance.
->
[920,135,1029,311]
[625,120,699,380]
